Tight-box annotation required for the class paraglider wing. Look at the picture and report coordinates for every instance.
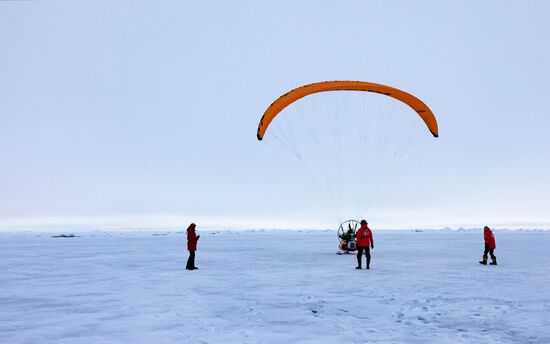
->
[256,81,438,140]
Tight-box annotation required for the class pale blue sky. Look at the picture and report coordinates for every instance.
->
[1,1,549,230]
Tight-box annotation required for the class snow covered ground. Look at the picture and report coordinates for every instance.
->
[1,230,549,343]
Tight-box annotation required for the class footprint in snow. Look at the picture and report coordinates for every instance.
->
[417,316,428,324]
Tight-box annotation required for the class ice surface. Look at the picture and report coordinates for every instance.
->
[1,230,549,343]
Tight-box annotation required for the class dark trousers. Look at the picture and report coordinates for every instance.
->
[357,246,371,268]
[186,250,196,269]
[483,245,496,259]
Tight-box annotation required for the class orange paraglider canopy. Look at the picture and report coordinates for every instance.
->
[257,81,438,140]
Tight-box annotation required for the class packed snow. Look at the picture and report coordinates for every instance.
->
[1,230,549,343]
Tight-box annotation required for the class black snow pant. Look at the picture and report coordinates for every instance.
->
[357,246,371,268]
[483,245,496,259]
[186,250,196,270]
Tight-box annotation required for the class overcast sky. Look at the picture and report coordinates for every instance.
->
[1,1,549,230]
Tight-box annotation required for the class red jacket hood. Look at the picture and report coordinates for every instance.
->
[359,223,369,230]
[187,223,196,232]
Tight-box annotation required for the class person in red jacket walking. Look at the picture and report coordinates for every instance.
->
[355,220,374,269]
[479,225,497,265]
[186,223,200,270]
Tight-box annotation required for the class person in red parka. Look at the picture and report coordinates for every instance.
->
[479,225,497,265]
[355,220,374,269]
[186,223,200,270]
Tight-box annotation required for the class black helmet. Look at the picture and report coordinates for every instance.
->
[360,220,367,225]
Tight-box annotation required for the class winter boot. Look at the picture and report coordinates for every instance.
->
[479,256,488,265]
[355,266,362,270]
[489,256,497,265]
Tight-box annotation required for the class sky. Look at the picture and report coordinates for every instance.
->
[1,1,549,231]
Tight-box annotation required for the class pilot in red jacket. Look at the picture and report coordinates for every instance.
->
[355,220,374,269]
